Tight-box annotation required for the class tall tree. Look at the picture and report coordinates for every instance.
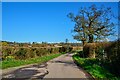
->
[67,4,117,46]
[65,38,69,43]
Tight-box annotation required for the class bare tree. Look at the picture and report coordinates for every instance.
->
[67,4,117,46]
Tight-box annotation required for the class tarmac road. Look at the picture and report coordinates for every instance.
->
[44,53,90,78]
[2,53,92,79]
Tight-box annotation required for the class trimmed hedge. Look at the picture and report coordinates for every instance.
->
[83,42,112,58]
[83,43,96,58]
[2,46,73,60]
[72,47,83,51]
[104,40,120,76]
[83,40,120,76]
[73,54,119,79]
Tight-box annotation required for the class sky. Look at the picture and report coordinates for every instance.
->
[2,2,118,43]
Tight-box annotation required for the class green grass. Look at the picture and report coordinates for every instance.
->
[73,54,119,79]
[1,53,62,69]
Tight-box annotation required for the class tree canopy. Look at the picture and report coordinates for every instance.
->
[67,4,117,45]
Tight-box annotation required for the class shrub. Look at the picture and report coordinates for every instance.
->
[83,42,111,58]
[51,47,59,53]
[72,47,83,51]
[59,46,66,53]
[59,46,73,53]
[5,56,15,61]
[95,46,105,60]
[73,54,117,79]
[31,48,37,57]
[2,47,12,60]
[15,48,27,59]
[2,46,74,60]
[78,51,84,57]
[83,43,96,58]
[2,47,64,60]
[68,46,73,52]
[104,40,120,76]
[80,40,120,77]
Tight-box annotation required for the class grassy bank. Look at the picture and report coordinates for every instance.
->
[72,54,119,79]
[1,53,62,69]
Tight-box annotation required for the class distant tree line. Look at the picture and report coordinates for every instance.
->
[1,41,83,47]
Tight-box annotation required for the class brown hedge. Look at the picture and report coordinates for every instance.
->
[2,46,73,60]
[83,43,96,58]
[83,42,112,58]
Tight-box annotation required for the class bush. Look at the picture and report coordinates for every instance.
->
[78,51,84,57]
[59,46,66,53]
[95,46,105,60]
[73,54,117,79]
[83,40,120,77]
[59,46,73,53]
[83,43,96,58]
[25,48,36,58]
[50,47,59,54]
[5,56,15,61]
[2,46,69,60]
[72,47,83,51]
[2,47,13,60]
[104,40,120,76]
[83,42,111,58]
[15,48,27,59]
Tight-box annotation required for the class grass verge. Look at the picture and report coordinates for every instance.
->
[1,53,61,69]
[72,54,119,79]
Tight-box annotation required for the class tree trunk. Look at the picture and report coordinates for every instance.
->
[88,34,94,43]
[82,41,85,46]
[87,35,95,58]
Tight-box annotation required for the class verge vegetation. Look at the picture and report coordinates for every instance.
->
[73,54,119,79]
[1,53,62,69]
[72,40,120,79]
[1,45,72,69]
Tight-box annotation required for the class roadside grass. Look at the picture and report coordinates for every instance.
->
[1,53,62,69]
[72,54,120,79]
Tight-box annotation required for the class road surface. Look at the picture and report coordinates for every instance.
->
[2,53,92,79]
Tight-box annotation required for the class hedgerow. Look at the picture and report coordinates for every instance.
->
[83,40,120,77]
[2,46,73,60]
